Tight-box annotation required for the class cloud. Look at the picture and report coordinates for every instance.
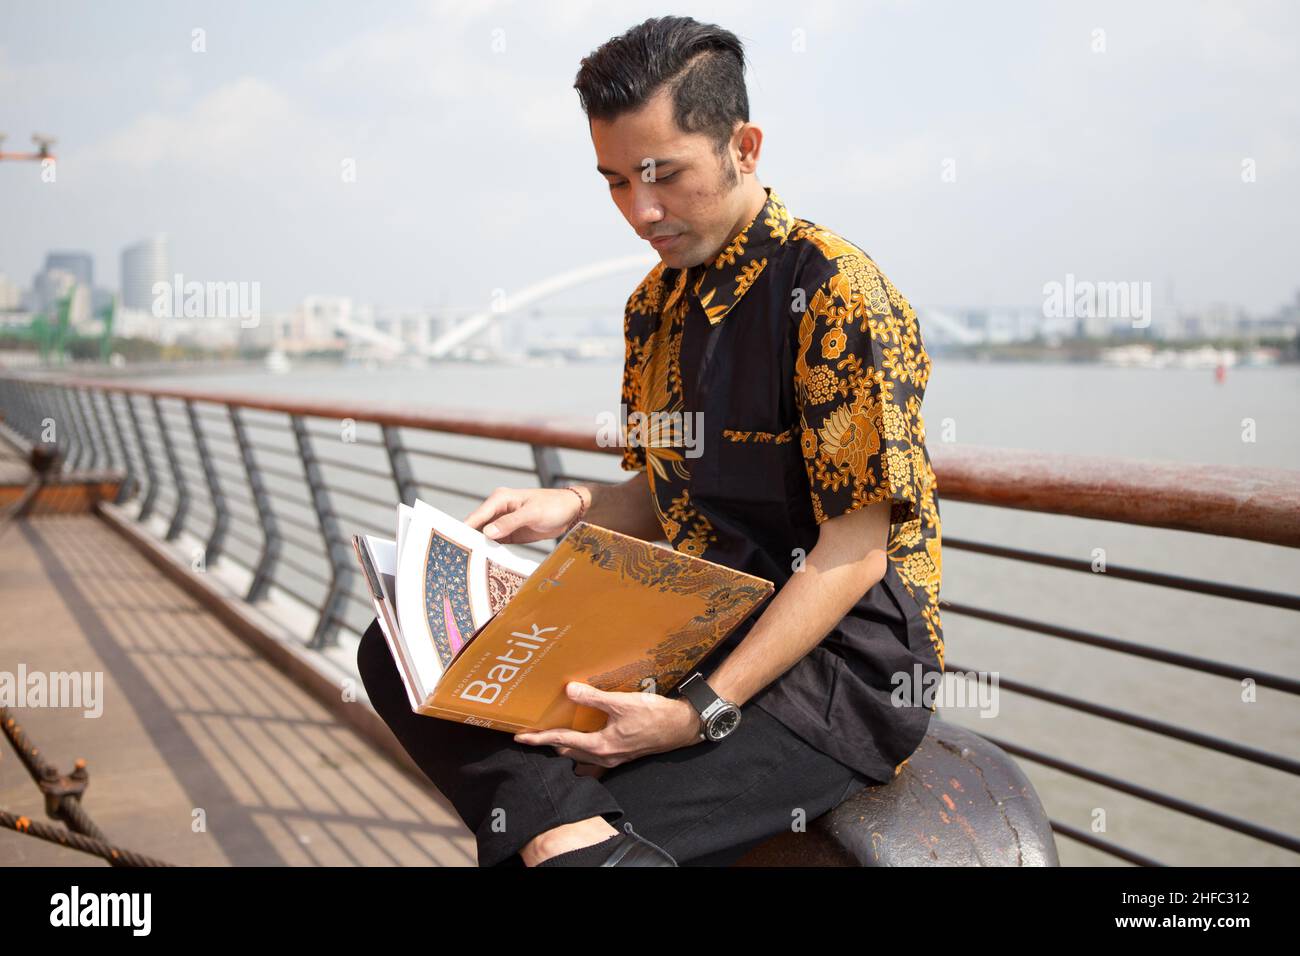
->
[89,77,347,180]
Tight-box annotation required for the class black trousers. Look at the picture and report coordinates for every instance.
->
[356,620,871,867]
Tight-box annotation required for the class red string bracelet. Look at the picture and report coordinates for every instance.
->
[563,485,589,532]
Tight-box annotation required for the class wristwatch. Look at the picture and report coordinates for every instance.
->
[676,672,742,742]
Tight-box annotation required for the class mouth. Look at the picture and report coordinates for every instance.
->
[649,233,682,250]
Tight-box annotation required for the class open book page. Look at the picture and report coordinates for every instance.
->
[354,534,425,709]
[396,503,414,566]
[394,500,539,684]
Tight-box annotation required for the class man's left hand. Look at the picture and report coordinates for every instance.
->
[513,682,702,767]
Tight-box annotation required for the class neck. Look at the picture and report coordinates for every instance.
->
[706,181,768,264]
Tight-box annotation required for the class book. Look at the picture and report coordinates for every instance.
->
[352,499,774,734]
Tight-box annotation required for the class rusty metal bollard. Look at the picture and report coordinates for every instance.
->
[732,717,1059,866]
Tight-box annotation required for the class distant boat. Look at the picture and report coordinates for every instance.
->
[265,350,291,374]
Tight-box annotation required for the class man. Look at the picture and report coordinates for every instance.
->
[357,14,944,867]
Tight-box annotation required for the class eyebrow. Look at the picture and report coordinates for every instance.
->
[597,158,679,177]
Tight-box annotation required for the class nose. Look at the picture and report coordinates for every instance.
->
[629,185,665,231]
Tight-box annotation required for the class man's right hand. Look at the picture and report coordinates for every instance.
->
[463,486,587,544]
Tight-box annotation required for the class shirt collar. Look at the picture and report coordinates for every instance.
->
[688,186,794,326]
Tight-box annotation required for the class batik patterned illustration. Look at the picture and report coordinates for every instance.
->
[421,530,476,667]
[485,558,529,615]
[568,524,773,693]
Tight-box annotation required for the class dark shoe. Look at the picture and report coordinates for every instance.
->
[599,821,678,866]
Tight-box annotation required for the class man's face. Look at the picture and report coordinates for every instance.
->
[592,88,749,269]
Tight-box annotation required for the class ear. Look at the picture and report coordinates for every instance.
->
[735,123,763,171]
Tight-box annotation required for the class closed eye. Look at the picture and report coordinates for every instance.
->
[608,171,678,190]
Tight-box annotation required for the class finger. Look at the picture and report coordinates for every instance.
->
[565,681,621,714]
[516,728,604,752]
[463,489,516,531]
[483,503,542,542]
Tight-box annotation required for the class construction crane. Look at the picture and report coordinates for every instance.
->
[0,132,58,163]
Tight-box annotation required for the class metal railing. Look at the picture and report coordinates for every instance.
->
[1,371,1297,867]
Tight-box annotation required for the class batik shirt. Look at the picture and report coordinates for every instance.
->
[618,186,944,783]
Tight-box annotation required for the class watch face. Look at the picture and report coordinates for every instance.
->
[707,707,741,741]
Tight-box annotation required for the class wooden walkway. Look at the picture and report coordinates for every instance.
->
[0,512,476,866]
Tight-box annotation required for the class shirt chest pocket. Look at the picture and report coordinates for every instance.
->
[690,423,801,505]
[687,316,802,505]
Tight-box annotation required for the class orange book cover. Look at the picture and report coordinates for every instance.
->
[409,521,773,733]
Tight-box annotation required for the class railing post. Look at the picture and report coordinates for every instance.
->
[108,391,138,503]
[187,400,228,566]
[9,379,26,435]
[531,444,564,488]
[75,387,101,470]
[67,385,90,471]
[127,391,160,521]
[9,379,32,438]
[30,381,47,441]
[89,387,114,471]
[381,425,418,506]
[291,414,351,649]
[3,379,19,434]
[153,396,188,541]
[55,385,83,470]
[26,381,45,441]
[229,406,280,602]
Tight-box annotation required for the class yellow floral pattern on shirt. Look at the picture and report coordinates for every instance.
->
[790,224,943,669]
[619,189,943,675]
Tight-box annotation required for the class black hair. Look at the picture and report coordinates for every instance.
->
[574,15,749,169]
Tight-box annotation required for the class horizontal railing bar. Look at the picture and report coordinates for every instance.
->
[312,435,385,450]
[184,502,257,530]
[267,509,324,537]
[273,553,329,583]
[934,445,1300,548]
[414,480,493,501]
[223,527,264,551]
[1048,820,1164,867]
[554,472,615,486]
[324,484,398,512]
[260,493,319,519]
[206,449,247,469]
[943,536,1300,611]
[174,468,210,490]
[278,529,330,553]
[244,442,302,461]
[307,455,395,481]
[341,517,396,540]
[221,498,260,521]
[401,445,539,475]
[191,404,234,419]
[23,374,1300,545]
[941,600,1300,694]
[235,416,293,433]
[302,422,382,439]
[252,462,307,483]
[974,730,1300,854]
[168,447,204,467]
[944,658,1300,776]
[211,464,259,492]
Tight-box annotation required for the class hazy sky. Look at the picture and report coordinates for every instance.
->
[2,0,1297,320]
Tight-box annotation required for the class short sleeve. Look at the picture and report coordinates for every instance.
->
[793,254,932,527]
